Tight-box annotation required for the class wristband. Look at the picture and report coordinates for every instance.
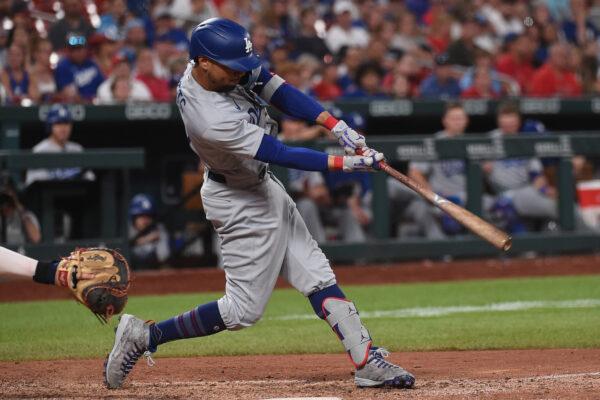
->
[32,260,59,285]
[328,155,344,171]
[323,115,339,130]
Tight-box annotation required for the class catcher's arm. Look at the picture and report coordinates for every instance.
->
[0,245,131,323]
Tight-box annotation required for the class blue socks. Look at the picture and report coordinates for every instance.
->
[149,301,226,349]
[308,284,346,319]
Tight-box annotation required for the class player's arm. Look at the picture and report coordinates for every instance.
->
[247,68,371,155]
[254,134,382,173]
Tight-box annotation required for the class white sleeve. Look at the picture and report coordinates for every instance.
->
[205,119,265,159]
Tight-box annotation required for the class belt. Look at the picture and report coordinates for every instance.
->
[207,170,226,184]
[207,167,268,185]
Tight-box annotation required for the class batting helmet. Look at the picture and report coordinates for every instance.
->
[46,104,72,132]
[189,18,261,72]
[129,194,156,218]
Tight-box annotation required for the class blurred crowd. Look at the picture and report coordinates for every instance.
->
[1,0,600,105]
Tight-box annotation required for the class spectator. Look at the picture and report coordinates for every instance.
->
[447,15,483,67]
[0,174,41,246]
[461,67,502,99]
[48,0,94,51]
[419,53,461,99]
[128,194,171,269]
[343,62,389,98]
[495,33,535,94]
[55,34,105,102]
[152,6,189,53]
[169,0,218,36]
[135,48,171,102]
[390,11,428,53]
[0,44,33,104]
[292,6,331,61]
[97,0,130,42]
[89,33,119,77]
[325,1,369,55]
[152,34,176,80]
[459,48,505,94]
[26,104,96,186]
[312,62,343,101]
[479,0,525,37]
[28,39,57,103]
[123,18,148,54]
[383,53,427,98]
[96,53,152,104]
[529,43,583,97]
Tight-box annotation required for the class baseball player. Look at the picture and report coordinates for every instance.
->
[104,18,415,390]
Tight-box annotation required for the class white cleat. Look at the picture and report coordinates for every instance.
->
[355,347,415,389]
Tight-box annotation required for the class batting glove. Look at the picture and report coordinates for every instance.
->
[342,150,384,172]
[330,120,367,155]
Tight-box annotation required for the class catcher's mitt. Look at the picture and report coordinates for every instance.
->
[55,248,131,323]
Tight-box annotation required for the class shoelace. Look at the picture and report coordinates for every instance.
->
[121,347,156,374]
[369,347,399,369]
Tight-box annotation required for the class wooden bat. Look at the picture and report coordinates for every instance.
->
[379,161,512,251]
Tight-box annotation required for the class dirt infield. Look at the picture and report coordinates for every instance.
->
[1,349,599,399]
[2,254,600,399]
[1,253,600,301]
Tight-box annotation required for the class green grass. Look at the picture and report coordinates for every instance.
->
[1,275,600,361]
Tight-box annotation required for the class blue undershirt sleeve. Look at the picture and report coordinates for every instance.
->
[253,68,325,122]
[254,134,329,171]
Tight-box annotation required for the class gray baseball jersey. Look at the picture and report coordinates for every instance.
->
[410,131,466,198]
[176,63,335,329]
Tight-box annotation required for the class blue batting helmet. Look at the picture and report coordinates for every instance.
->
[129,194,156,218]
[189,18,261,72]
[46,104,72,131]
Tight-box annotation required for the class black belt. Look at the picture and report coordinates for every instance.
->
[207,167,267,184]
[207,170,226,184]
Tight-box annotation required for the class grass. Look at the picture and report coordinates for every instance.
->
[1,275,599,361]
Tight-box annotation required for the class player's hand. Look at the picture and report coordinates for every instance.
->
[342,151,385,172]
[330,120,367,155]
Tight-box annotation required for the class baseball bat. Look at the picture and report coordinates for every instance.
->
[379,161,512,251]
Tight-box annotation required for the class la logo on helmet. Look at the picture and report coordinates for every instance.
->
[244,37,253,54]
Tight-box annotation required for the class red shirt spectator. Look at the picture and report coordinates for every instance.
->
[312,63,342,101]
[528,44,582,97]
[461,68,502,99]
[135,48,171,102]
[495,34,535,93]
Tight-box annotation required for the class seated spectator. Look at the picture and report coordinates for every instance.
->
[0,45,33,104]
[26,104,95,185]
[48,0,94,51]
[447,15,483,67]
[292,6,331,60]
[459,49,504,93]
[89,32,119,78]
[135,48,171,101]
[97,0,130,42]
[529,43,582,97]
[168,55,189,98]
[55,34,105,102]
[96,53,152,104]
[325,1,369,55]
[383,53,427,97]
[152,34,176,80]
[390,11,428,53]
[343,62,389,99]
[29,39,57,103]
[336,46,363,91]
[480,0,525,37]
[0,174,41,246]
[128,194,171,270]
[123,18,148,54]
[419,53,461,99]
[152,6,189,53]
[495,33,535,94]
[169,0,218,36]
[312,63,343,101]
[461,67,502,99]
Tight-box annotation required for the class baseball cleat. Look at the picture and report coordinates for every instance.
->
[103,314,155,389]
[354,347,415,389]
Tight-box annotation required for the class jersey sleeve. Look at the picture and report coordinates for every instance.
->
[204,119,265,159]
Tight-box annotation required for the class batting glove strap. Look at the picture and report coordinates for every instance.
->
[331,120,367,155]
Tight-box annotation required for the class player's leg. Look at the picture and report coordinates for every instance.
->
[280,189,415,389]
[105,180,290,388]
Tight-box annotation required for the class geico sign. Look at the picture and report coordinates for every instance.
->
[125,103,172,120]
